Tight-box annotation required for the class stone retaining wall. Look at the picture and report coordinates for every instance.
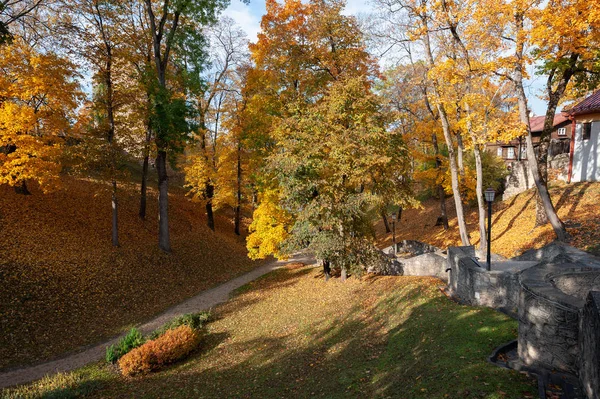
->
[579,291,600,399]
[518,263,585,375]
[447,246,533,317]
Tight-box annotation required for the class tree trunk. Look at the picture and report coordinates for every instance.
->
[456,131,465,176]
[422,17,470,245]
[14,181,31,195]
[473,144,487,252]
[534,54,579,226]
[112,180,119,247]
[205,182,215,231]
[139,123,152,220]
[156,150,171,252]
[323,259,331,281]
[381,210,391,233]
[397,206,402,222]
[432,133,449,230]
[513,13,568,242]
[105,45,119,248]
[234,140,242,236]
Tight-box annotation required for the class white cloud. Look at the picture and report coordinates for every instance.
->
[223,1,264,44]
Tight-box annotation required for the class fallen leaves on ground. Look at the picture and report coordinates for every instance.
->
[0,176,264,370]
[375,181,600,258]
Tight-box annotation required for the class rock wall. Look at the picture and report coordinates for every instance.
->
[400,252,448,282]
[518,263,584,375]
[579,291,600,399]
[503,161,535,200]
[447,247,533,317]
[503,155,570,200]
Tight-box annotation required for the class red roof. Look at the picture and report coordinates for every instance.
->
[529,113,569,133]
[569,90,600,116]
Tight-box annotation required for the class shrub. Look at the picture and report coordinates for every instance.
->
[106,328,144,364]
[118,325,201,376]
[149,311,210,340]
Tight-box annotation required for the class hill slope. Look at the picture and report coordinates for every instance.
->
[375,181,600,257]
[0,177,264,370]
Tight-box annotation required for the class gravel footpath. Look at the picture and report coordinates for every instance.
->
[0,253,315,389]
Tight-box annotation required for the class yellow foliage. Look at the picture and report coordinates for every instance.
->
[0,38,81,192]
[246,189,292,260]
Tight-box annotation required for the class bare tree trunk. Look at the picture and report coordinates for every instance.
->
[535,54,579,226]
[156,150,171,252]
[323,259,331,281]
[397,206,402,221]
[456,131,465,176]
[105,45,119,248]
[432,133,449,230]
[234,140,242,236]
[513,13,568,242]
[473,144,486,252]
[381,210,391,233]
[14,181,31,195]
[112,181,119,247]
[139,121,152,220]
[422,17,470,245]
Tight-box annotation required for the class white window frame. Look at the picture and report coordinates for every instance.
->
[496,147,503,157]
[557,127,567,136]
[507,147,515,159]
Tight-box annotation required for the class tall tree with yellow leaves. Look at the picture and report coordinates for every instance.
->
[0,38,81,194]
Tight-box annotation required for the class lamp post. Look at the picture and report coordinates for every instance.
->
[391,213,397,255]
[484,188,496,271]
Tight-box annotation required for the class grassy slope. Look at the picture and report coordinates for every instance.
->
[0,176,264,370]
[375,181,600,257]
[3,265,536,399]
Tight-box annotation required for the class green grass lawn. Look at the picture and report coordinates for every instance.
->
[3,265,537,399]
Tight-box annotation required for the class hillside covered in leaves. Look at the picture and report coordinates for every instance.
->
[0,177,264,370]
[376,181,600,258]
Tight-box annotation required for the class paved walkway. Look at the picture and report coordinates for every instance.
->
[0,253,315,389]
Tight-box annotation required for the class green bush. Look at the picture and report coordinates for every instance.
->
[106,328,144,364]
[149,312,210,340]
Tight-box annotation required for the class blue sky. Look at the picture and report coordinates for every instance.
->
[223,0,549,115]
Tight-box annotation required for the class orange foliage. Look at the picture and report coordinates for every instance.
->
[375,182,600,258]
[118,325,201,376]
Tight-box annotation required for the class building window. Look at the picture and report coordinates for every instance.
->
[496,147,503,157]
[557,127,567,136]
[521,145,527,159]
[507,147,515,159]
[583,122,592,140]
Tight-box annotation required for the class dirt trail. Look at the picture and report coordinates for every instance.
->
[0,253,315,389]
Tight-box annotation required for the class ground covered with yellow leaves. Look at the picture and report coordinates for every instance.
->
[4,264,536,399]
[0,177,264,370]
[376,181,600,258]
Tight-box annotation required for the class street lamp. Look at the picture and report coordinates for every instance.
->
[391,213,397,255]
[484,188,496,271]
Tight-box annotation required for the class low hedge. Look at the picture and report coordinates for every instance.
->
[118,325,202,376]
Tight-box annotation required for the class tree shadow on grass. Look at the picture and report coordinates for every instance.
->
[77,276,536,399]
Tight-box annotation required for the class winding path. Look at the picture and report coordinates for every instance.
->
[0,253,315,389]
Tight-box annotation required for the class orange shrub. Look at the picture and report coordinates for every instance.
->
[118,325,201,376]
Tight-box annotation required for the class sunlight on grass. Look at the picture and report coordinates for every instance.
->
[3,266,536,399]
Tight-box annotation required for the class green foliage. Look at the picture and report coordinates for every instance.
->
[105,328,144,364]
[149,312,211,340]
[465,150,509,198]
[268,76,413,274]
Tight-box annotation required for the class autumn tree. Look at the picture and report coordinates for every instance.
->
[529,0,600,226]
[246,0,413,278]
[0,38,81,193]
[373,0,472,246]
[184,17,248,231]
[144,0,226,251]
